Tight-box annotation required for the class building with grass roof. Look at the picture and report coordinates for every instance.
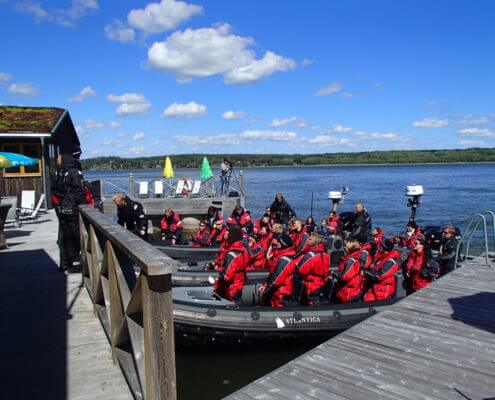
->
[0,106,81,208]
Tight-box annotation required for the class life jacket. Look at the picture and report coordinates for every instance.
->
[359,242,377,270]
[371,228,385,246]
[405,250,439,292]
[292,227,309,252]
[293,247,330,303]
[192,227,211,248]
[227,208,252,228]
[328,216,343,235]
[263,247,297,307]
[336,250,365,303]
[253,218,272,237]
[207,226,227,246]
[246,234,271,271]
[160,212,182,232]
[213,241,250,302]
[363,249,401,302]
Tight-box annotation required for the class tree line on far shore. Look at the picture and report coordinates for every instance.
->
[80,148,495,170]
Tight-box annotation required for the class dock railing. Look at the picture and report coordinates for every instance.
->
[456,210,495,266]
[79,205,177,400]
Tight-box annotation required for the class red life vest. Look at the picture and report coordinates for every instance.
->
[336,250,365,303]
[192,227,211,248]
[405,250,438,292]
[295,246,330,299]
[363,249,401,302]
[246,234,271,271]
[160,212,182,232]
[227,208,252,229]
[207,226,227,246]
[213,241,250,301]
[292,227,309,252]
[328,216,343,235]
[264,247,297,307]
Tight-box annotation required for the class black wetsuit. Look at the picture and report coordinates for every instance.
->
[437,237,458,275]
[116,196,147,239]
[270,197,296,225]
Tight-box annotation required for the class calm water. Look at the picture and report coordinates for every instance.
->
[85,163,495,399]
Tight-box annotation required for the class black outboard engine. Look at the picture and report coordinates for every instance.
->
[405,184,424,223]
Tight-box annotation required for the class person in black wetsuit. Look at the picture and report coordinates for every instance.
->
[112,193,147,240]
[270,193,296,226]
[350,203,371,244]
[51,146,87,273]
[437,225,459,276]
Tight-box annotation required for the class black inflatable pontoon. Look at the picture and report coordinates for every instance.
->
[154,243,219,262]
[173,276,407,344]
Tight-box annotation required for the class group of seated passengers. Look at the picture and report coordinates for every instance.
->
[211,219,442,307]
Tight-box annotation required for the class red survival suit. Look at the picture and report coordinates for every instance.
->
[207,226,227,247]
[227,207,253,234]
[363,249,401,302]
[192,227,211,248]
[291,227,310,253]
[246,234,271,271]
[261,247,297,307]
[213,241,250,302]
[292,243,330,305]
[328,215,343,235]
[405,250,439,292]
[335,250,365,303]
[160,212,183,240]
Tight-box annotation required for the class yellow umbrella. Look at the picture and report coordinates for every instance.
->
[0,155,13,168]
[163,156,174,178]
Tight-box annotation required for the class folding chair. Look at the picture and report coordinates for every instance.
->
[175,180,185,196]
[138,181,149,198]
[154,180,164,198]
[20,190,36,210]
[18,193,45,225]
[191,180,202,196]
[2,196,19,227]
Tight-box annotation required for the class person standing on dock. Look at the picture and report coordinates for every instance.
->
[220,158,232,195]
[51,146,86,273]
[112,193,148,240]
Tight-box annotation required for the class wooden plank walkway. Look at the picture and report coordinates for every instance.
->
[227,257,495,400]
[0,211,133,400]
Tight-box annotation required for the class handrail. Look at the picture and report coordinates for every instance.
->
[456,210,494,266]
[79,205,177,399]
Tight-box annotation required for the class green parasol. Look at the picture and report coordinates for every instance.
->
[199,157,214,180]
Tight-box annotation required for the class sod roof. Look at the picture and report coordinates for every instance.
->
[0,106,65,133]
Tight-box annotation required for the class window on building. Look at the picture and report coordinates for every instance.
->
[1,143,42,176]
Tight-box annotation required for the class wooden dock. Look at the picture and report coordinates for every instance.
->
[0,211,133,399]
[227,257,495,400]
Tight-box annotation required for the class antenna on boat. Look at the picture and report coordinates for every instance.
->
[328,186,349,212]
[310,191,314,217]
[405,184,424,222]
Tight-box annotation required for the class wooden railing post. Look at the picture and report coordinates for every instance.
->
[78,205,177,399]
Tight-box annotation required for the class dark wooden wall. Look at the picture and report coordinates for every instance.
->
[0,175,43,204]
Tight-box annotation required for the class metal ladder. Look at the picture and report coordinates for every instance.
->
[456,210,495,266]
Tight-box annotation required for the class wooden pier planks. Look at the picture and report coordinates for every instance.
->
[227,257,495,400]
[0,212,132,400]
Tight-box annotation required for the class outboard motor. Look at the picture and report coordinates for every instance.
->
[328,186,349,212]
[405,184,424,223]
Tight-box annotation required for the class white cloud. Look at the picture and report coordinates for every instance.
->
[269,117,307,129]
[15,0,99,27]
[240,130,297,141]
[163,101,207,118]
[133,131,146,140]
[315,82,343,96]
[106,92,151,116]
[174,133,239,145]
[331,123,352,133]
[83,119,105,129]
[69,86,96,103]
[8,82,38,96]
[222,110,245,120]
[129,146,146,154]
[458,140,486,146]
[412,118,449,128]
[308,135,357,146]
[0,72,12,83]
[104,19,135,43]
[458,127,495,137]
[109,121,120,129]
[147,23,295,84]
[302,58,314,66]
[128,0,202,34]
[458,114,491,125]
[350,130,409,142]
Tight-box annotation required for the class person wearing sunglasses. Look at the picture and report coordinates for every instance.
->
[437,225,458,276]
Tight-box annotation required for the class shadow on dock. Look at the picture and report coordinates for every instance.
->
[449,291,495,334]
[0,249,68,400]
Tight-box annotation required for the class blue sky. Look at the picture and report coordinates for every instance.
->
[1,0,494,158]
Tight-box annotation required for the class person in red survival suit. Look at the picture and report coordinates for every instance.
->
[328,210,343,235]
[254,215,272,238]
[227,205,254,235]
[292,234,330,305]
[371,227,385,246]
[191,222,211,248]
[213,226,250,302]
[160,208,183,245]
[362,239,401,302]
[333,240,365,303]
[207,219,227,247]
[394,221,421,250]
[404,235,439,293]
[291,219,310,253]
[245,232,272,271]
[358,241,379,270]
[259,234,297,307]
